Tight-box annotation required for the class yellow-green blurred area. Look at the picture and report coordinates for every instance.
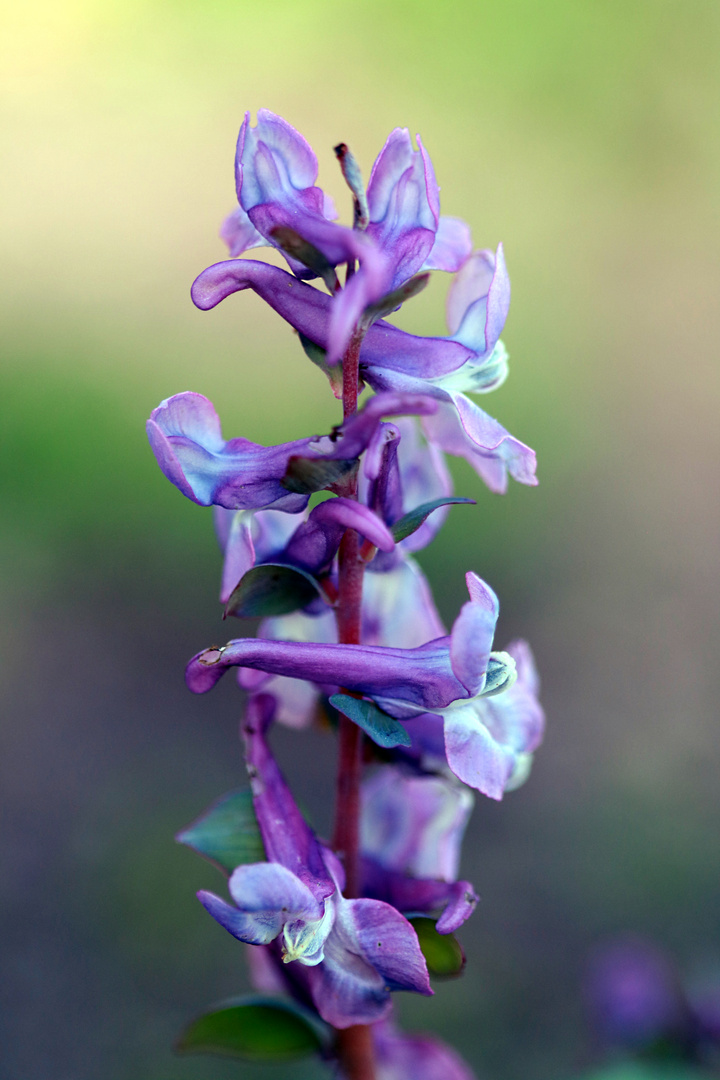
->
[2,1,719,1078]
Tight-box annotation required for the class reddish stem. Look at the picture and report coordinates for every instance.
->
[331,325,376,1080]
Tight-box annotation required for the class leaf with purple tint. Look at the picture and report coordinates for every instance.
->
[176,789,265,875]
[224,563,331,619]
[282,455,358,495]
[390,497,475,543]
[330,694,411,748]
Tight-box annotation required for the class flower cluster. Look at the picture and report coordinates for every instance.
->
[151,110,545,1079]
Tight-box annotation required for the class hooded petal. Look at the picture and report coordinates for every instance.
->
[197,860,322,946]
[449,573,499,695]
[366,128,438,290]
[147,392,311,512]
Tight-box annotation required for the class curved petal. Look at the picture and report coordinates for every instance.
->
[186,634,462,712]
[423,215,473,274]
[197,883,286,946]
[442,704,516,799]
[449,574,499,695]
[147,392,311,511]
[191,259,475,378]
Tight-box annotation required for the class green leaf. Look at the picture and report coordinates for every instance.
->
[390,497,475,543]
[269,226,339,293]
[177,995,331,1060]
[224,563,330,619]
[176,789,265,875]
[362,272,430,325]
[409,917,465,978]
[282,455,358,495]
[330,694,411,748]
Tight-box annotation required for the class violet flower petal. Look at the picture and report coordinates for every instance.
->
[191,259,475,378]
[423,216,473,274]
[372,1016,478,1080]
[148,390,438,513]
[243,693,335,901]
[360,769,472,882]
[283,498,394,576]
[306,894,432,1029]
[147,392,311,512]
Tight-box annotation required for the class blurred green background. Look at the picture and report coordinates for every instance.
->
[2,1,720,1077]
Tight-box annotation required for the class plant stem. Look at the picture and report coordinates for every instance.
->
[332,326,376,1080]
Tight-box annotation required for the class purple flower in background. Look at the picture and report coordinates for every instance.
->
[585,939,691,1052]
[371,1015,477,1080]
[198,694,431,1029]
[361,768,478,933]
[147,389,437,512]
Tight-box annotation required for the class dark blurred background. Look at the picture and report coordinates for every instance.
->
[2,2,719,1078]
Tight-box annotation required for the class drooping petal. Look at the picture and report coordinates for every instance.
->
[361,859,478,934]
[281,498,394,576]
[442,704,517,799]
[242,693,335,901]
[422,392,537,493]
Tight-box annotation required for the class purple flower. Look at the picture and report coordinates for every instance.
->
[371,1015,477,1080]
[585,939,690,1051]
[186,571,540,797]
[147,389,437,512]
[198,694,431,1028]
[217,109,390,363]
[191,248,535,493]
[360,767,478,933]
